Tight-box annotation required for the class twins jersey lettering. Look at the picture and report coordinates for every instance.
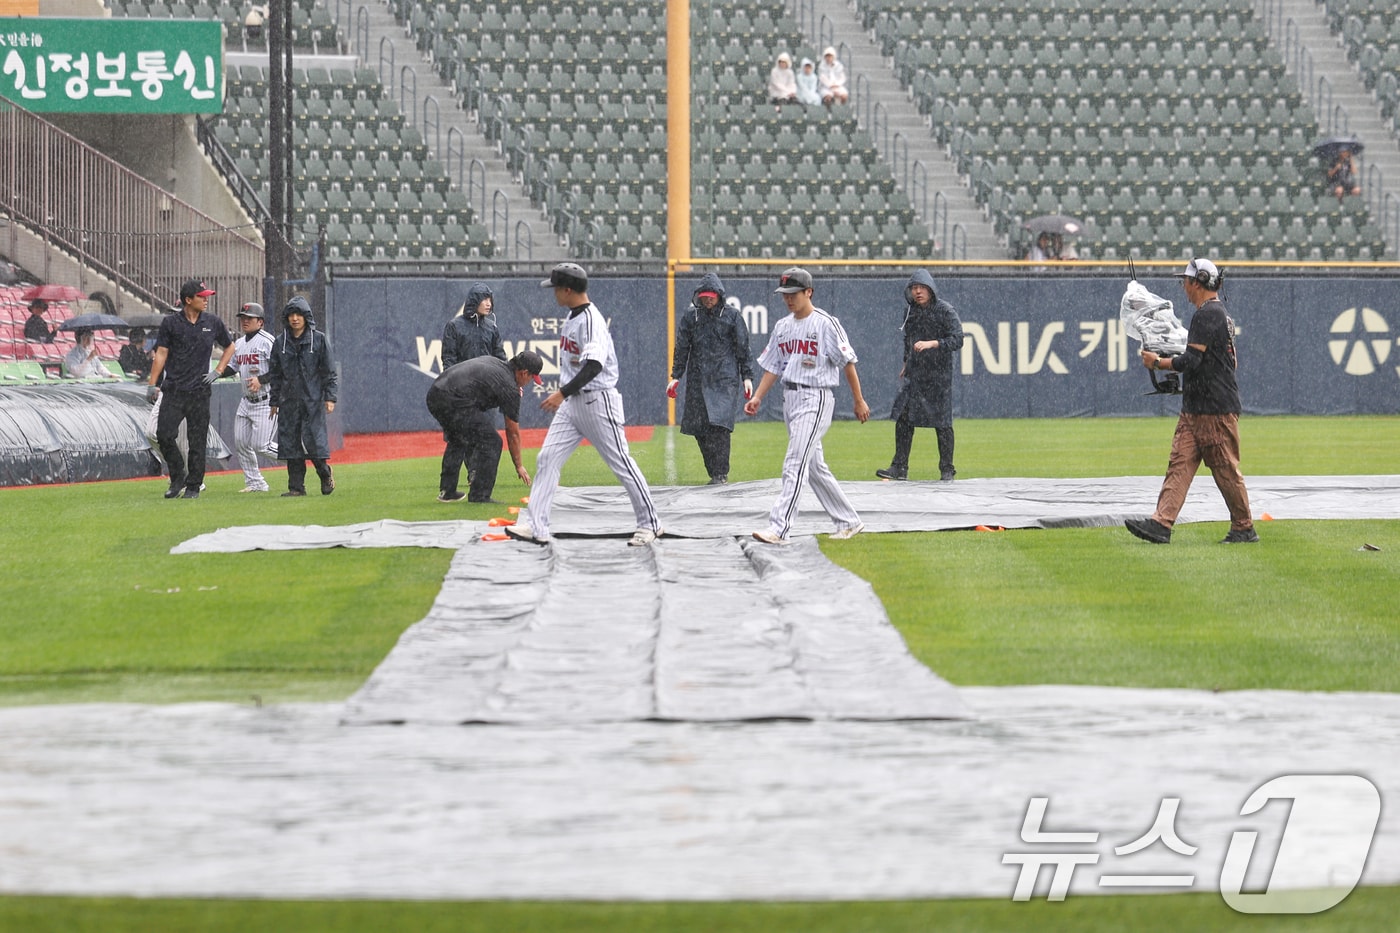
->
[232,329,277,490]
[558,302,620,390]
[234,329,274,394]
[757,307,857,386]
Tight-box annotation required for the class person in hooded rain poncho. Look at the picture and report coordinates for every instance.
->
[441,282,506,369]
[876,270,965,482]
[767,52,798,105]
[668,273,755,485]
[267,297,338,496]
[795,58,822,106]
[818,46,849,106]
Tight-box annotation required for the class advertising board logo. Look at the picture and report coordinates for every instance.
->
[1328,308,1393,375]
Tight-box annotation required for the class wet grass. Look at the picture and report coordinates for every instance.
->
[1,888,1396,932]
[2,416,1397,703]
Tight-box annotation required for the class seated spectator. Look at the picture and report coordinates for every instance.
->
[23,299,56,343]
[767,52,797,106]
[818,47,849,106]
[796,57,821,106]
[1056,234,1079,261]
[64,328,107,378]
[1328,148,1361,202]
[1028,232,1056,264]
[119,327,153,379]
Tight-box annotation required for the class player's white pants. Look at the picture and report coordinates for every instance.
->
[234,398,278,490]
[527,387,661,538]
[769,385,861,538]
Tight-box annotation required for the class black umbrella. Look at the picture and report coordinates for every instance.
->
[1022,214,1084,236]
[1312,135,1364,160]
[122,311,173,329]
[58,312,129,331]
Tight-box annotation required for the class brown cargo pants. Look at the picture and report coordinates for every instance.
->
[1152,412,1255,532]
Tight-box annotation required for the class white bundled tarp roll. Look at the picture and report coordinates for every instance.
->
[1119,280,1188,355]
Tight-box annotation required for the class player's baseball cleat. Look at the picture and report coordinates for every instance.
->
[281,489,307,497]
[1220,528,1260,543]
[1125,518,1172,544]
[875,467,907,481]
[627,528,662,546]
[505,524,551,545]
[752,529,788,545]
[437,491,467,503]
[239,486,270,493]
[180,488,200,499]
[830,521,865,540]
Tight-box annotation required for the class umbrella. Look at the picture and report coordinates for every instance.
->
[58,312,129,331]
[122,311,174,328]
[20,283,88,303]
[1312,135,1364,159]
[1022,214,1084,236]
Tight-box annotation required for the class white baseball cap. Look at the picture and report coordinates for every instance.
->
[1180,257,1219,281]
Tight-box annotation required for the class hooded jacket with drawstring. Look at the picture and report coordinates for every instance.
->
[441,283,506,369]
[890,269,964,429]
[267,300,338,460]
[670,272,754,435]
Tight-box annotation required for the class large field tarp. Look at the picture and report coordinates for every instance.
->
[0,383,229,486]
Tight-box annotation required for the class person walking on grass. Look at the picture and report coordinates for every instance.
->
[668,272,754,486]
[876,269,965,482]
[267,297,338,497]
[744,267,869,544]
[1127,257,1257,545]
[147,280,235,500]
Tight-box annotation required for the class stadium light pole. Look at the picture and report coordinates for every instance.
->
[264,0,294,309]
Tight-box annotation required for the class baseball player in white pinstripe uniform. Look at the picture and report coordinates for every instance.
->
[228,302,278,492]
[743,267,870,543]
[507,263,663,546]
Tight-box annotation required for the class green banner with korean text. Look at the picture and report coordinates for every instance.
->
[0,17,222,114]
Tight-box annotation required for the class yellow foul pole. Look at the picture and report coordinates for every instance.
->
[665,0,691,427]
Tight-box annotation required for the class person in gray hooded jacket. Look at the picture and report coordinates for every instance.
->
[441,282,506,370]
[667,272,754,484]
[267,297,338,496]
[877,269,965,481]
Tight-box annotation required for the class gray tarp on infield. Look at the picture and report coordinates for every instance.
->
[340,536,967,724]
[1,688,1396,901]
[174,475,1400,552]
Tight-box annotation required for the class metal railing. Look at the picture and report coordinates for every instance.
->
[1,95,263,317]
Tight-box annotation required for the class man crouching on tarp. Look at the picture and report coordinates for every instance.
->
[1126,257,1258,545]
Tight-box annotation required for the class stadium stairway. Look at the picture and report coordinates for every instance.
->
[809,0,1001,259]
[1276,0,1400,257]
[353,0,566,263]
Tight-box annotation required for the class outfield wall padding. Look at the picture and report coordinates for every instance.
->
[329,274,1400,434]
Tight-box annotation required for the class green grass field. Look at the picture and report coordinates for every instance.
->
[2,415,1396,931]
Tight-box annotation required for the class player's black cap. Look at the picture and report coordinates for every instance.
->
[180,279,216,300]
[775,267,813,294]
[541,262,588,292]
[237,302,265,318]
[510,349,545,385]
